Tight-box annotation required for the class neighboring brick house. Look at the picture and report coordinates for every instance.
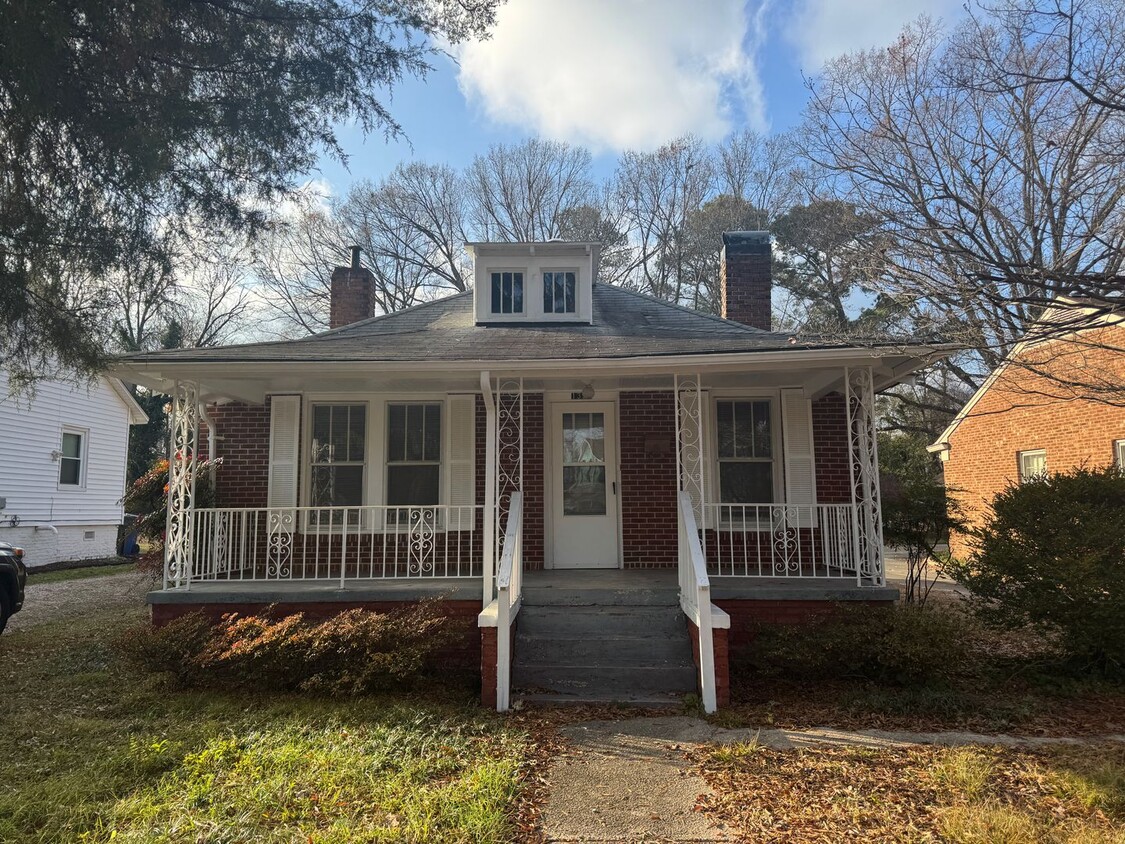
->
[929,307,1125,559]
[114,233,949,712]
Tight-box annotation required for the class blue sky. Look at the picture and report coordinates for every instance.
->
[314,0,966,195]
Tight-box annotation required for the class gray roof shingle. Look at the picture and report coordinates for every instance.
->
[118,285,921,364]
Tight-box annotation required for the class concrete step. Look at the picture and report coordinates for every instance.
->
[514,692,685,708]
[516,605,685,637]
[522,583,679,607]
[512,664,699,697]
[514,633,693,666]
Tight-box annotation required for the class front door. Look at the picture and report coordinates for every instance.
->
[550,402,619,568]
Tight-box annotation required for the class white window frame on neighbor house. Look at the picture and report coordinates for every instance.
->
[541,268,579,315]
[57,426,88,489]
[1115,439,1125,469]
[488,268,526,316]
[1018,448,1047,481]
[708,392,784,527]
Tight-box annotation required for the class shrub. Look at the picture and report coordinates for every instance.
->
[123,455,221,540]
[119,601,456,694]
[752,603,976,685]
[946,465,1125,675]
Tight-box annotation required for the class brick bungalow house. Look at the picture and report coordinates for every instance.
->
[113,233,949,712]
[929,301,1125,559]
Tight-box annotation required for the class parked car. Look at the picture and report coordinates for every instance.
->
[0,541,27,634]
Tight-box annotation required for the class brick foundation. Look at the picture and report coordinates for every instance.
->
[715,598,896,653]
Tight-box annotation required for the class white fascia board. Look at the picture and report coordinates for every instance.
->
[107,376,149,425]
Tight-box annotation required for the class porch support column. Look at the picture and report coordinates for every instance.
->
[164,379,200,590]
[481,371,496,605]
[674,372,706,521]
[844,366,886,586]
[494,376,524,566]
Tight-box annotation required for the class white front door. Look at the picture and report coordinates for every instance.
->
[550,402,619,569]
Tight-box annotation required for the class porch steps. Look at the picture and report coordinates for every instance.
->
[512,603,698,706]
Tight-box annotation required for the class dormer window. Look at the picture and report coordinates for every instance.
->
[490,271,524,314]
[543,270,577,314]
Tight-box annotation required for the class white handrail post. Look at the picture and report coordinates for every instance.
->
[481,371,496,605]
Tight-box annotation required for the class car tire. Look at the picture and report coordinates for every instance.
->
[0,588,10,635]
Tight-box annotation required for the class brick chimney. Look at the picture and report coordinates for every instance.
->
[720,231,772,331]
[329,246,375,329]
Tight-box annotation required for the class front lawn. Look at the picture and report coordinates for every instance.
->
[0,607,530,843]
[696,741,1125,843]
[26,561,136,584]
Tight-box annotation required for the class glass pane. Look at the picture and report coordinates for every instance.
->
[387,465,440,506]
[312,406,331,462]
[563,465,606,515]
[543,272,554,312]
[563,412,604,464]
[512,272,523,313]
[491,272,502,313]
[719,462,773,504]
[59,457,80,485]
[502,272,513,313]
[752,401,771,458]
[717,401,735,458]
[564,272,576,312]
[310,465,363,507]
[423,404,441,462]
[388,404,406,461]
[347,406,366,462]
[1020,451,1046,479]
[61,432,82,459]
[328,406,348,462]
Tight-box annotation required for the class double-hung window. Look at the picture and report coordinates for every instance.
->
[543,270,577,314]
[386,403,441,517]
[1017,448,1047,481]
[1116,440,1125,469]
[58,429,84,486]
[716,400,774,506]
[309,404,366,525]
[490,271,524,314]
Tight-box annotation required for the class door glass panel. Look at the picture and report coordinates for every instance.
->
[562,412,606,515]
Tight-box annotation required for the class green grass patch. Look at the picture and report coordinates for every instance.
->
[27,562,136,584]
[0,607,528,843]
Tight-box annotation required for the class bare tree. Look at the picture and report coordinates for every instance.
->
[801,14,1125,409]
[467,139,594,241]
[716,129,800,225]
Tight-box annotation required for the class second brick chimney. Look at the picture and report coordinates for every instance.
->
[720,231,772,331]
[329,246,375,329]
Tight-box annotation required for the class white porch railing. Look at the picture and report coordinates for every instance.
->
[677,491,720,714]
[702,503,883,586]
[494,491,523,712]
[174,504,483,586]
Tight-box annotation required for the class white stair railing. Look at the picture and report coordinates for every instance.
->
[677,490,717,713]
[495,491,523,712]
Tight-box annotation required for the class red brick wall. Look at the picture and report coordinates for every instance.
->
[720,242,772,330]
[620,391,679,567]
[210,399,272,509]
[329,266,375,328]
[812,392,851,504]
[716,598,895,653]
[687,620,730,707]
[943,326,1125,558]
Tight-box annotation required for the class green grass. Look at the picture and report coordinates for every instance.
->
[0,607,528,843]
[27,562,136,584]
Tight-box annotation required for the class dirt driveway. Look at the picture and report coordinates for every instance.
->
[7,570,152,633]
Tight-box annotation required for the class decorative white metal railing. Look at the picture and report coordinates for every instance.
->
[677,491,717,713]
[494,491,523,712]
[701,503,880,585]
[177,505,484,585]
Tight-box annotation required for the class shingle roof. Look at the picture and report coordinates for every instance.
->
[118,285,920,364]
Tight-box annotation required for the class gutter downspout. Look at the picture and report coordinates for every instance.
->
[198,403,219,461]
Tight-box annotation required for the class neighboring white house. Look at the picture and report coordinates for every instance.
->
[0,369,147,567]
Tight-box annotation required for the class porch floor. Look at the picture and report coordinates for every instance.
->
[148,578,483,606]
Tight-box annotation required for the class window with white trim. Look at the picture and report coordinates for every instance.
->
[490,271,524,314]
[309,404,366,523]
[1018,448,1047,481]
[58,429,84,486]
[542,270,577,314]
[386,403,442,507]
[716,400,775,503]
[1115,440,1125,469]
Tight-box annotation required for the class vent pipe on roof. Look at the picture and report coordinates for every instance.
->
[350,245,362,269]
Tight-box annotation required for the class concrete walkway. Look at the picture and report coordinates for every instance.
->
[539,716,1125,842]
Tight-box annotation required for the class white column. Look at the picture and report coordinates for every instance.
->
[480,372,495,605]
[164,380,200,589]
[844,366,885,586]
[674,372,706,521]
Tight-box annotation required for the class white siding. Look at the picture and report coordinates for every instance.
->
[0,370,135,564]
[4,524,118,569]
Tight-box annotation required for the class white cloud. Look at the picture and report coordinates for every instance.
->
[452,0,765,152]
[785,0,965,70]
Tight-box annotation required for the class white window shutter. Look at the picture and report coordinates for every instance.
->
[445,395,476,530]
[781,388,817,528]
[268,395,301,519]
